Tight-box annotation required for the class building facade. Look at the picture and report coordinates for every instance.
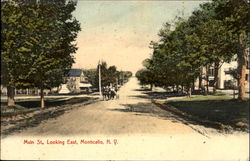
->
[59,68,92,94]
[195,55,250,91]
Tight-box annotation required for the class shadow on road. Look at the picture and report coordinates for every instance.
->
[128,95,150,99]
[129,88,189,100]
[132,88,151,92]
[128,92,186,100]
[144,91,186,99]
[109,102,182,124]
[110,101,234,134]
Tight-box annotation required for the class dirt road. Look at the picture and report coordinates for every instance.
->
[13,77,207,136]
[1,77,249,160]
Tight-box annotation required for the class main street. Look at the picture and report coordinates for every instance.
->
[1,77,249,160]
[2,77,212,136]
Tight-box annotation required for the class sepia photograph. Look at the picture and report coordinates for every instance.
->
[1,0,249,160]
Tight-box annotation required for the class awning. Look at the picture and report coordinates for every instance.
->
[79,83,92,88]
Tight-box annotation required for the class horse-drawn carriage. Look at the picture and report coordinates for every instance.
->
[102,86,119,101]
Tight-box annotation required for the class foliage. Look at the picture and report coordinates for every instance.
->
[25,1,81,90]
[83,62,132,89]
[135,69,155,86]
[136,0,249,98]
[226,68,240,80]
[83,69,97,86]
[1,0,81,107]
[214,0,250,100]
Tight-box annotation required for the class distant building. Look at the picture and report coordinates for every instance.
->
[59,69,92,94]
[195,54,250,91]
[218,61,238,89]
[1,69,93,95]
[218,56,249,90]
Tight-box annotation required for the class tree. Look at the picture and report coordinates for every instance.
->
[187,18,236,93]
[145,0,244,98]
[25,1,80,108]
[191,2,238,93]
[147,19,202,94]
[1,0,81,108]
[92,61,132,90]
[83,69,97,87]
[1,1,32,106]
[107,65,118,85]
[135,69,156,90]
[215,0,249,100]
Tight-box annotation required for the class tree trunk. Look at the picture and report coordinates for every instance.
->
[188,87,192,97]
[40,88,45,108]
[172,85,175,92]
[205,66,209,95]
[237,33,247,100]
[233,85,236,99]
[192,79,195,91]
[213,61,220,94]
[198,67,203,89]
[7,86,15,106]
[150,83,153,91]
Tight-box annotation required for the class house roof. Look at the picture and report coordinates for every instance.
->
[66,69,82,77]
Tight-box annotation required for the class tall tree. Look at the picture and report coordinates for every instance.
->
[189,18,236,93]
[144,0,240,97]
[1,1,32,106]
[215,0,249,100]
[26,0,80,108]
[1,0,81,108]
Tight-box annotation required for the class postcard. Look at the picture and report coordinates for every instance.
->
[1,0,249,160]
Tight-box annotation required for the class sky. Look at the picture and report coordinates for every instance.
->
[72,0,207,74]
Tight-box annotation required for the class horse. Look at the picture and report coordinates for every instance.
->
[102,87,109,101]
[110,90,116,99]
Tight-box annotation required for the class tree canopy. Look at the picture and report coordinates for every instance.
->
[83,62,132,90]
[136,0,249,99]
[1,0,81,107]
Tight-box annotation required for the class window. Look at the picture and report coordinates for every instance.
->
[208,68,214,76]
[246,74,249,81]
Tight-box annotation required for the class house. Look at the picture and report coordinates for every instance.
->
[218,58,249,90]
[194,54,250,91]
[59,69,92,94]
[1,69,92,95]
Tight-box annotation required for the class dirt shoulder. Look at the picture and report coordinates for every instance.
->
[1,97,99,138]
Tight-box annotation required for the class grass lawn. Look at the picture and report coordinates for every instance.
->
[167,95,249,132]
[1,97,92,116]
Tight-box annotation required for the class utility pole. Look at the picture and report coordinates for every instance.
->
[98,61,102,97]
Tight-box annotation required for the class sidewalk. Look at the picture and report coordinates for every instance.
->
[0,93,100,102]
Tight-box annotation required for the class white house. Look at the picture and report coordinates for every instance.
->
[59,69,92,94]
[195,54,250,91]
[218,58,249,90]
